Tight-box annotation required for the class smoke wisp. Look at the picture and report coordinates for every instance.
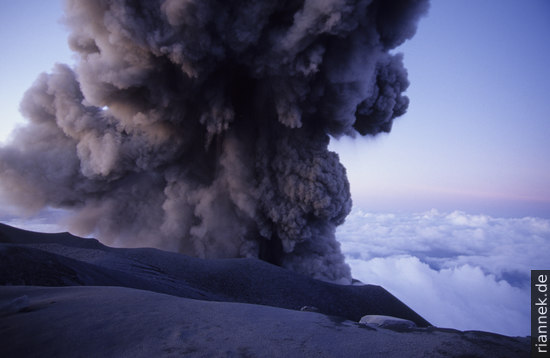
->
[0,0,428,282]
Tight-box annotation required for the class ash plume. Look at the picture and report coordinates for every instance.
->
[0,0,428,283]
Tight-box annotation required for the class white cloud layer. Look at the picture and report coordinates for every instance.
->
[0,207,67,234]
[338,208,550,337]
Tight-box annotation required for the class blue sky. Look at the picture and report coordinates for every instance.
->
[331,0,550,218]
[0,1,73,142]
[1,0,550,218]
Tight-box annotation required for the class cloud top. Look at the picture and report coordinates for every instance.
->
[338,209,548,335]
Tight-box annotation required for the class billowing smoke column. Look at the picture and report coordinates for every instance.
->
[0,0,428,282]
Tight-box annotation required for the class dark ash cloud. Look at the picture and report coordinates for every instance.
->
[0,0,428,282]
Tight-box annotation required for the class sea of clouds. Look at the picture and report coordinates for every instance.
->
[338,207,550,337]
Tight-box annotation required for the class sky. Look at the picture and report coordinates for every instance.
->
[1,1,549,219]
[0,1,73,142]
[331,0,550,218]
[0,0,549,337]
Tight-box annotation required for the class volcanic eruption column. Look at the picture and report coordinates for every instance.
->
[0,0,428,282]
